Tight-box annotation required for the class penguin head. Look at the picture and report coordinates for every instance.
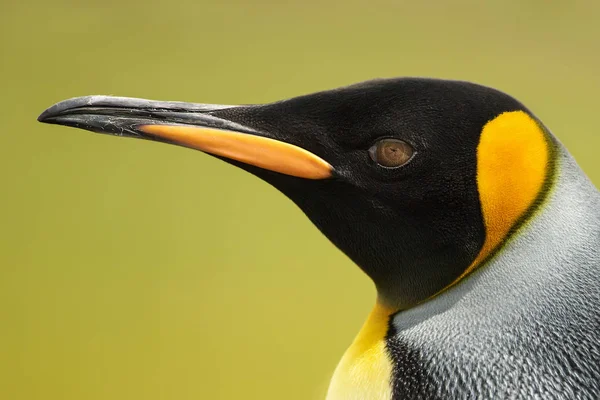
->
[38,78,555,310]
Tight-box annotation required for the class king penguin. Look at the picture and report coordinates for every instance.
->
[38,78,599,399]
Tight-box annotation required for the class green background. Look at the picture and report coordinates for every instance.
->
[2,1,599,399]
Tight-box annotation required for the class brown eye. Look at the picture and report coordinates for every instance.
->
[368,139,414,168]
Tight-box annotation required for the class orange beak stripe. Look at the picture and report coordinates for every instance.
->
[139,124,333,180]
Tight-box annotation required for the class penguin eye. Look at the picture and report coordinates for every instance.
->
[368,139,414,168]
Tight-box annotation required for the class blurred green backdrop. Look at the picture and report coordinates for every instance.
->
[1,1,599,399]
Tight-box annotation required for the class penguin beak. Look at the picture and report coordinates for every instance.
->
[37,96,333,180]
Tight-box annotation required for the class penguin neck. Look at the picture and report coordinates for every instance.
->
[485,147,600,300]
[369,244,482,312]
[400,147,600,324]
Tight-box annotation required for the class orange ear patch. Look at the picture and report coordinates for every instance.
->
[438,111,554,294]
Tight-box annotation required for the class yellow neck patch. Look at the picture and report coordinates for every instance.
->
[326,302,394,400]
[449,110,553,287]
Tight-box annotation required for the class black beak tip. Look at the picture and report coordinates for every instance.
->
[37,95,103,124]
[37,107,53,123]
